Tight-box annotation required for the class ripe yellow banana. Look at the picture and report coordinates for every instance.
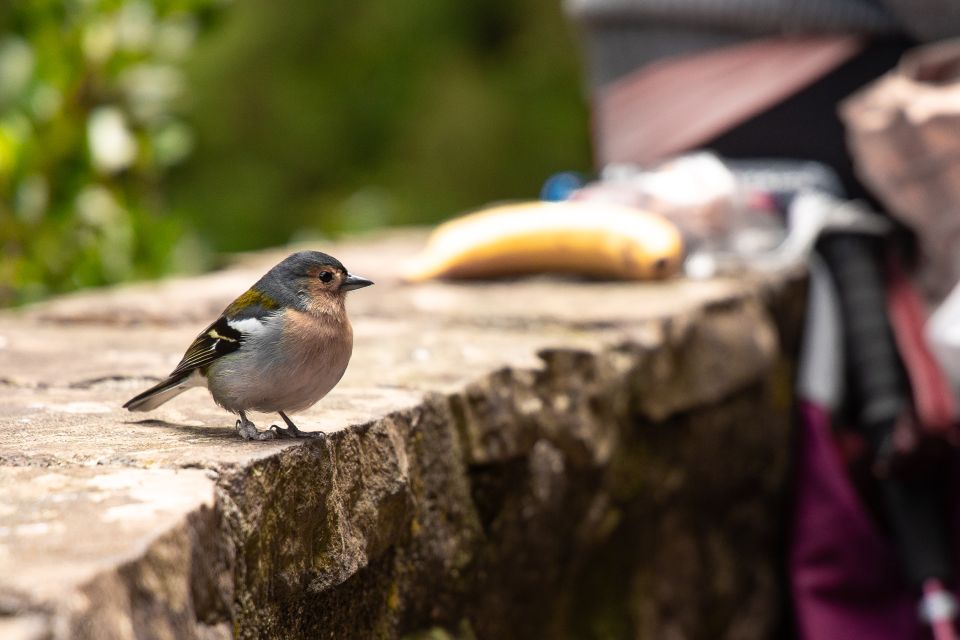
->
[402,200,684,282]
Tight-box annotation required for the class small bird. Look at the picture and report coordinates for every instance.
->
[124,251,373,440]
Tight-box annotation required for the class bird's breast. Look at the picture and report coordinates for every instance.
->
[207,308,354,413]
[274,308,354,410]
[281,307,352,359]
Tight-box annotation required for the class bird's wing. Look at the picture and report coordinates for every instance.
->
[169,300,278,377]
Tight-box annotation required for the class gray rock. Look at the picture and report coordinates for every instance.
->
[0,232,804,639]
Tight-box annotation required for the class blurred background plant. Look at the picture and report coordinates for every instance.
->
[0,0,590,306]
[0,0,223,305]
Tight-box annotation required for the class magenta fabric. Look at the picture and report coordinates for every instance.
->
[791,401,928,640]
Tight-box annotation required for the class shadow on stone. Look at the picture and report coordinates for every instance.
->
[125,419,238,441]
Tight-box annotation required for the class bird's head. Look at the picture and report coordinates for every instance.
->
[262,251,373,313]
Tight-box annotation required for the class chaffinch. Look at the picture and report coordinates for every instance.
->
[124,251,373,440]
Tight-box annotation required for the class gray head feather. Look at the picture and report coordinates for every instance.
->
[253,251,348,310]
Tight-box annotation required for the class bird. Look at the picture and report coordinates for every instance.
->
[123,251,373,440]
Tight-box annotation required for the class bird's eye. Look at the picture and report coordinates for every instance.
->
[318,271,334,283]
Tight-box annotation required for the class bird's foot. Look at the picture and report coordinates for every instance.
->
[271,411,324,439]
[235,418,276,441]
[269,423,324,439]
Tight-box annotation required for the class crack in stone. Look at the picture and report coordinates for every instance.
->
[0,453,70,468]
[68,374,162,390]
[0,378,48,390]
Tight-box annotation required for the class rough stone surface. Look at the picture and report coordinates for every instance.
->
[0,231,805,639]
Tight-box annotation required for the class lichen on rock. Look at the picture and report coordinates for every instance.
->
[0,234,803,639]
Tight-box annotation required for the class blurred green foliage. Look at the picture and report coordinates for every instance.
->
[173,0,592,251]
[0,0,223,305]
[1,0,591,305]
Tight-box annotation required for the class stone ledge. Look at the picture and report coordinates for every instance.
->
[0,231,804,639]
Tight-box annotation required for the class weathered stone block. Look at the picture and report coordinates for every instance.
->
[0,233,803,639]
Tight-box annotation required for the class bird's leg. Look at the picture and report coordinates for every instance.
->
[235,410,276,441]
[270,411,323,439]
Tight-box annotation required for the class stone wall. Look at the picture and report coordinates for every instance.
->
[0,233,804,639]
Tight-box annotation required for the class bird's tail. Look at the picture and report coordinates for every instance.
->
[123,371,201,412]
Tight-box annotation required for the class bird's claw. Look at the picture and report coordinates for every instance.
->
[235,418,276,441]
[269,424,324,439]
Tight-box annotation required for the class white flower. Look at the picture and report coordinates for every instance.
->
[0,37,35,106]
[119,64,184,123]
[76,185,123,227]
[87,107,137,173]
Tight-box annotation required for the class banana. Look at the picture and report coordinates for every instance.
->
[402,200,684,282]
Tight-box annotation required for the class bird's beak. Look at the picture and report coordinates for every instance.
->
[341,273,374,291]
